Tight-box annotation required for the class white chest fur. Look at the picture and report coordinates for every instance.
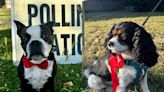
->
[24,60,54,90]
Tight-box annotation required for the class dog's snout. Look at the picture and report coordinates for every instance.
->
[108,41,114,46]
[30,40,42,55]
[31,40,41,46]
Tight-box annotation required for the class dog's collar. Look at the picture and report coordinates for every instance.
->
[22,56,48,69]
[109,54,125,68]
[110,52,135,63]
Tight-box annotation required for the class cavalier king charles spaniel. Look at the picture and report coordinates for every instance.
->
[85,21,159,92]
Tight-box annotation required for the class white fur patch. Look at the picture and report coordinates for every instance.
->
[116,65,137,92]
[26,26,41,38]
[88,74,107,90]
[118,65,136,83]
[105,59,111,73]
[93,60,97,65]
[139,72,150,92]
[121,51,135,60]
[84,69,90,78]
[24,60,54,90]
[108,36,128,53]
[25,25,52,60]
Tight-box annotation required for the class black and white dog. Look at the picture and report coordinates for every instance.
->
[14,20,57,92]
[84,22,158,92]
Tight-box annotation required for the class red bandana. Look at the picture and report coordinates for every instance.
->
[108,54,125,92]
[22,56,48,69]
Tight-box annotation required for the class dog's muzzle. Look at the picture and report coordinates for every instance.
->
[29,40,44,60]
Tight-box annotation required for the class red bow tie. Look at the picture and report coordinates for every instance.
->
[109,54,125,92]
[22,56,48,69]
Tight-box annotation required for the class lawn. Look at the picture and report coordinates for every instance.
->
[84,11,164,92]
[1,8,164,92]
[0,9,82,92]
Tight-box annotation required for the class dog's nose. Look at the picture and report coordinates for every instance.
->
[30,40,42,54]
[108,41,114,46]
[31,40,41,47]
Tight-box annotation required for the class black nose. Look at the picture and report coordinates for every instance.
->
[30,40,42,48]
[108,41,114,46]
[30,40,42,55]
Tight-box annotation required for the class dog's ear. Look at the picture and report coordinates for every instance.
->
[14,20,26,36]
[104,24,116,49]
[44,22,54,33]
[108,24,116,38]
[132,27,159,67]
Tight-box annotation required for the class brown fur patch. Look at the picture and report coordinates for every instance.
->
[112,28,125,35]
[117,29,123,35]
[112,30,117,35]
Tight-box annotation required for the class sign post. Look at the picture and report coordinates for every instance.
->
[11,0,83,66]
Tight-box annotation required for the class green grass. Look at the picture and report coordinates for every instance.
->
[0,9,11,22]
[0,61,82,92]
[84,12,164,91]
[1,8,164,92]
[56,64,82,92]
[0,9,82,92]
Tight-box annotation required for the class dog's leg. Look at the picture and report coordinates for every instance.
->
[20,82,36,92]
[20,82,29,92]
[20,85,26,92]
[116,77,130,92]
[117,66,136,92]
[49,80,55,92]
[139,72,150,92]
[42,81,55,92]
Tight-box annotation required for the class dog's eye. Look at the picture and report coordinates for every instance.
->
[42,35,51,42]
[42,34,52,44]
[119,34,126,41]
[25,33,31,39]
[22,33,31,42]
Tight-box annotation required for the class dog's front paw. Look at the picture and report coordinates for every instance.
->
[88,74,107,90]
[116,86,126,92]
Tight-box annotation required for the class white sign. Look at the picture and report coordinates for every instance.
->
[11,0,83,66]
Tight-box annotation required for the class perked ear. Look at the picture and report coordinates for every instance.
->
[132,27,159,67]
[14,20,26,36]
[44,22,54,33]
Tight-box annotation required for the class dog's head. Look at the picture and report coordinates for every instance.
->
[104,21,159,67]
[14,20,54,62]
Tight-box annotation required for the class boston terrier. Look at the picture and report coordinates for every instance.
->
[14,20,57,92]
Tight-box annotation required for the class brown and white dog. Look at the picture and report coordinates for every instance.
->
[84,22,158,92]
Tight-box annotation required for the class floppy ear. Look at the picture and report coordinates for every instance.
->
[104,24,116,49]
[44,22,54,33]
[14,20,26,36]
[132,27,159,67]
